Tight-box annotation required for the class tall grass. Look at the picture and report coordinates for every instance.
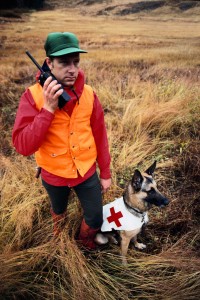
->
[0,6,200,299]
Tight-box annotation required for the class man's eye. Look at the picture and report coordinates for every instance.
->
[59,61,68,66]
[74,60,80,66]
[59,60,79,66]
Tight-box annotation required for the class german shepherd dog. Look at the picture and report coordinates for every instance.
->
[95,161,169,264]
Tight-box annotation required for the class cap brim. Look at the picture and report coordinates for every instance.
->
[50,47,87,56]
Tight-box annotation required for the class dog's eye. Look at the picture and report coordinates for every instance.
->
[147,188,155,194]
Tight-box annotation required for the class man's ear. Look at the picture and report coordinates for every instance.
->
[145,161,157,176]
[132,169,143,192]
[45,57,53,70]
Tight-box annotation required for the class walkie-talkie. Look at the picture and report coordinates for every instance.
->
[26,51,71,109]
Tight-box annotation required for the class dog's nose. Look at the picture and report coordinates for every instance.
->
[163,197,170,206]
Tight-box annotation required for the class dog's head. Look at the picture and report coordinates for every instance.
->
[126,161,169,211]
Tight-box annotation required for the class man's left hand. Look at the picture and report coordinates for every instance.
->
[100,178,111,193]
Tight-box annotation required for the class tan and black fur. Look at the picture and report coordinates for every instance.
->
[95,161,169,264]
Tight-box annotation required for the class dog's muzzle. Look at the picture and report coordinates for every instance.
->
[145,194,170,207]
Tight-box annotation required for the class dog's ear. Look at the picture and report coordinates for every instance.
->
[132,169,143,192]
[145,161,157,176]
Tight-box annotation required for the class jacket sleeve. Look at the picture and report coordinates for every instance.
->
[12,89,54,156]
[91,92,111,179]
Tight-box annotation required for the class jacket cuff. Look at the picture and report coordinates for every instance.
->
[41,107,55,118]
[100,168,111,179]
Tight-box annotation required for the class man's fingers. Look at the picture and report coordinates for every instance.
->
[43,77,61,91]
[49,82,62,95]
[44,78,62,97]
[100,178,112,194]
[43,76,53,89]
[55,88,63,98]
[46,79,59,91]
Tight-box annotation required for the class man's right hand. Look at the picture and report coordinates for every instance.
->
[43,76,63,113]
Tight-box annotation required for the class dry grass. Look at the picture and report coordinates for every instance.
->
[0,5,200,300]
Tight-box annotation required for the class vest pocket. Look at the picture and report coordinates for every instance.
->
[42,147,68,158]
[79,143,95,151]
[49,150,68,157]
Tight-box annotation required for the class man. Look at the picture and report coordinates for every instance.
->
[12,32,111,249]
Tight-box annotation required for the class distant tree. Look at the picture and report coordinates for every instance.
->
[0,0,45,9]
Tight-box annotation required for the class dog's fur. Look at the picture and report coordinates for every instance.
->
[95,161,169,264]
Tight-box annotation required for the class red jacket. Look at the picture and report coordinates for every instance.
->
[12,69,111,186]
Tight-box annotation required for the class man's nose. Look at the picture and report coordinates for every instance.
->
[68,62,76,72]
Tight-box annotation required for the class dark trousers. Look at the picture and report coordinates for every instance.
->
[42,172,103,229]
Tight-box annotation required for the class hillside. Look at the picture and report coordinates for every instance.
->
[1,0,200,27]
[46,0,200,17]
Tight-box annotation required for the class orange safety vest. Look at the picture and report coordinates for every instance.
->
[29,83,97,178]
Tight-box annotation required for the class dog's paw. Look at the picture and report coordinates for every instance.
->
[95,233,109,245]
[135,242,146,250]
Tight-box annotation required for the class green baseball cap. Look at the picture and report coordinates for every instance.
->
[44,32,87,57]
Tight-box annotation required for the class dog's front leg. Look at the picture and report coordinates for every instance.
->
[131,235,146,250]
[120,231,131,265]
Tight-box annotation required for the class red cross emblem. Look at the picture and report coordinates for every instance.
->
[107,207,123,227]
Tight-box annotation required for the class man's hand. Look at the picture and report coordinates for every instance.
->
[43,76,63,113]
[100,178,111,193]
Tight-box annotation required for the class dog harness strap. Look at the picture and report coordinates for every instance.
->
[123,195,144,215]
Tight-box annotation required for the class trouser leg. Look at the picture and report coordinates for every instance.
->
[42,180,71,236]
[74,172,103,249]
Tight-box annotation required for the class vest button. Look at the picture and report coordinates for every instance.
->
[51,153,56,157]
[70,132,73,135]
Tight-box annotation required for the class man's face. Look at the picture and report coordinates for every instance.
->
[46,53,80,87]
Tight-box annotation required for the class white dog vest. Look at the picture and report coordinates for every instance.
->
[101,197,148,232]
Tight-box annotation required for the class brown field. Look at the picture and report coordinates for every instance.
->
[0,3,200,299]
